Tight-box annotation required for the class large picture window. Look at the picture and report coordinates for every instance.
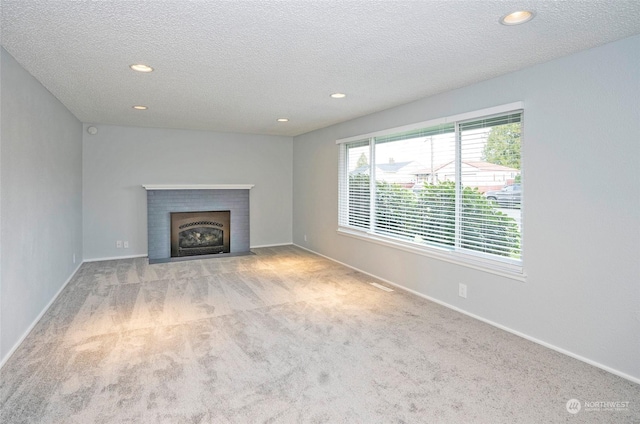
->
[338,104,523,273]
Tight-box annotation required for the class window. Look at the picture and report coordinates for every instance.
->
[338,104,523,274]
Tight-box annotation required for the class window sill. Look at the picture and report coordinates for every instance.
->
[336,227,526,282]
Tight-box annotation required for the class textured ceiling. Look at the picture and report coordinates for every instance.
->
[2,1,640,137]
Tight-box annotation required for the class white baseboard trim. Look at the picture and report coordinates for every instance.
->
[250,243,293,249]
[0,263,82,369]
[293,244,640,385]
[83,254,148,263]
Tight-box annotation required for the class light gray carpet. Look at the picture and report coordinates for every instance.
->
[1,246,638,423]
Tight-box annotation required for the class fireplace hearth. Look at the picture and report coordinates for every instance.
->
[171,211,230,257]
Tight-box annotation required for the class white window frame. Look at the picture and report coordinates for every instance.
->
[337,102,525,280]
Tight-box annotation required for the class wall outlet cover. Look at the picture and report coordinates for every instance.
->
[458,283,467,298]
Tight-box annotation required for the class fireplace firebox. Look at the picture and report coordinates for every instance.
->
[170,211,230,257]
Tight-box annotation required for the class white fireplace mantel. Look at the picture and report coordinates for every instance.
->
[142,184,254,190]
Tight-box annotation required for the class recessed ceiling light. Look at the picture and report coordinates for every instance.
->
[277,118,289,122]
[330,93,347,99]
[132,105,148,110]
[500,10,535,25]
[130,64,154,73]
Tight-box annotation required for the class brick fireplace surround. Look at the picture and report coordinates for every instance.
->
[143,184,253,263]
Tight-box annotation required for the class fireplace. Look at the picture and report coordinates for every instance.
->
[170,211,230,257]
[144,186,252,263]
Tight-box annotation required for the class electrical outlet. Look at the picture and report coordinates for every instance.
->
[458,283,467,298]
[116,240,123,248]
[73,253,76,264]
[123,241,129,248]
[304,234,307,242]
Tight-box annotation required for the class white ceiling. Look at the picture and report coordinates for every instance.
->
[2,1,639,137]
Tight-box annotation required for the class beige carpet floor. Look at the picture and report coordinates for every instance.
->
[1,245,638,423]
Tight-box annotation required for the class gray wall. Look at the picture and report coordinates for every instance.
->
[292,35,640,380]
[82,124,292,260]
[0,48,83,362]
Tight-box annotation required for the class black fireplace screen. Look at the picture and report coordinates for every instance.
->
[170,211,230,257]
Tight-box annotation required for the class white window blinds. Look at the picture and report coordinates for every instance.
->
[338,108,523,271]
